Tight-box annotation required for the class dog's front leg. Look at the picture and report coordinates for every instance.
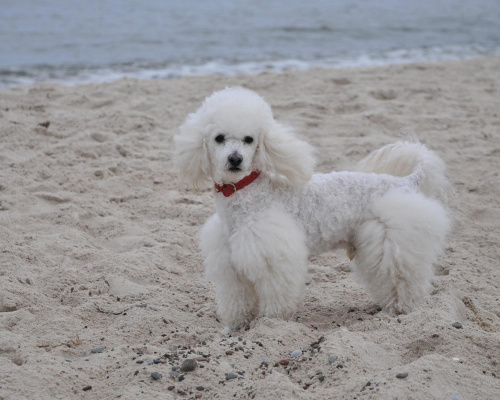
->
[201,214,258,330]
[230,209,308,321]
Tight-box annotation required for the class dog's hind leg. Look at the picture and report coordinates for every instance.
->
[351,192,450,314]
[201,214,258,329]
[230,209,308,321]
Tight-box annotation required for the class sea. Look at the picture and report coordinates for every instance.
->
[1,0,500,88]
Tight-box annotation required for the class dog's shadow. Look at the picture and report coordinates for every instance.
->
[295,302,382,332]
[294,252,383,331]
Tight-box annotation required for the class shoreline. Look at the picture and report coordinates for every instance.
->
[2,45,500,89]
[1,56,499,399]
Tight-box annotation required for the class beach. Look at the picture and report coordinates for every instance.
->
[0,57,499,399]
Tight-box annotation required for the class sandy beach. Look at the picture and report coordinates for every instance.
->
[0,57,499,400]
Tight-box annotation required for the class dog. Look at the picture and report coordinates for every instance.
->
[174,87,452,330]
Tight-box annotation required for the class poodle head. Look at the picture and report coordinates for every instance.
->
[174,87,316,189]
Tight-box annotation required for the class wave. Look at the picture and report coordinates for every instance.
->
[1,43,499,88]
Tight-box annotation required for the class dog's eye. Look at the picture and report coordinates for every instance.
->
[244,136,254,144]
[215,134,225,143]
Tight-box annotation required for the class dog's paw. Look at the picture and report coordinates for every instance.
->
[221,327,233,335]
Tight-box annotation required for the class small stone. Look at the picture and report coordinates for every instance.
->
[180,359,198,372]
[169,371,180,378]
[396,372,408,379]
[178,375,185,382]
[291,350,302,358]
[82,386,92,391]
[319,375,325,382]
[195,395,202,399]
[279,360,289,366]
[452,322,463,329]
[151,372,162,380]
[153,358,161,364]
[226,372,238,380]
[196,386,205,391]
[397,318,401,323]
[336,364,344,369]
[91,347,105,353]
[226,350,234,355]
[328,356,337,364]
[451,396,461,400]
[168,385,175,391]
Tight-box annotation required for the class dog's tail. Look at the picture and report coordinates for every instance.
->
[353,140,454,207]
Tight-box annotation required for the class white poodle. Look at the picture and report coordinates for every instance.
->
[174,87,452,330]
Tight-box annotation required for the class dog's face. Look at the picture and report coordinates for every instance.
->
[206,122,262,184]
[174,87,316,189]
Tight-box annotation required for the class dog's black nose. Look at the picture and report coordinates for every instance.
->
[228,153,243,167]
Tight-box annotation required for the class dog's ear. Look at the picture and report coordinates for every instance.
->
[255,122,316,187]
[173,111,212,189]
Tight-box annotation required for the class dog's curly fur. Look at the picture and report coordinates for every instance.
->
[174,87,452,329]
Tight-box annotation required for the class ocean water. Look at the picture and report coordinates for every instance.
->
[1,0,500,88]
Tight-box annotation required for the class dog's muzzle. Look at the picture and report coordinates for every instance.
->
[228,152,243,171]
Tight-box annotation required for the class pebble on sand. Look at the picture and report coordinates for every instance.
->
[226,372,238,380]
[180,359,198,372]
[90,347,105,353]
[396,372,408,379]
[328,356,337,364]
[82,386,92,391]
[151,372,162,380]
[291,350,302,357]
[452,322,463,329]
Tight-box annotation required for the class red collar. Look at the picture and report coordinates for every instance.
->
[214,171,261,197]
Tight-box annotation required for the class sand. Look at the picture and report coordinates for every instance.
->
[0,57,499,400]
